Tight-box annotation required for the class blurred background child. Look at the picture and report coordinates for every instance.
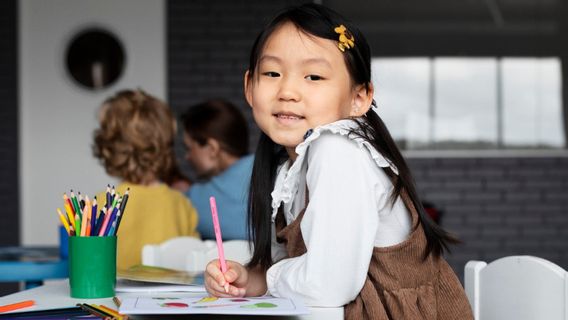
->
[93,89,199,270]
[173,99,253,240]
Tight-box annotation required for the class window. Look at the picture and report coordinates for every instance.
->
[371,57,564,150]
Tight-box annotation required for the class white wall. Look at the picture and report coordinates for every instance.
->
[19,0,165,245]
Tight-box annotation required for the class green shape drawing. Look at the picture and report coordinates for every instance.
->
[241,302,278,309]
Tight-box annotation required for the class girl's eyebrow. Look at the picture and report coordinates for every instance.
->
[259,55,332,68]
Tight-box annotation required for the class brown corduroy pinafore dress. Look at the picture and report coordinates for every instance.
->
[274,190,473,320]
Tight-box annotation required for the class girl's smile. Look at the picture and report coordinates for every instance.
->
[274,111,305,124]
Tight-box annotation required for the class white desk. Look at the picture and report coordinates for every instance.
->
[0,281,343,319]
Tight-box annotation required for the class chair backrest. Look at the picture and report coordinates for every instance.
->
[142,237,252,273]
[465,255,568,320]
[142,237,208,271]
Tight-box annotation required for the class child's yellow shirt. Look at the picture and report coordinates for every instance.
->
[96,182,199,270]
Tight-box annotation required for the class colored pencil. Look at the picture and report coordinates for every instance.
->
[76,303,112,319]
[105,184,111,211]
[57,208,71,236]
[99,196,120,236]
[70,190,82,220]
[210,196,229,293]
[91,197,98,236]
[0,300,35,313]
[74,212,81,236]
[81,195,91,237]
[104,201,121,236]
[107,210,121,236]
[97,304,124,320]
[110,186,116,207]
[115,188,130,233]
[112,296,121,307]
[86,196,93,236]
[94,211,106,235]
[62,194,76,231]
[78,192,85,210]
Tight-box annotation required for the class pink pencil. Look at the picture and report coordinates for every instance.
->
[209,196,229,293]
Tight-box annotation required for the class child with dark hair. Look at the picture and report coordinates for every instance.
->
[204,4,472,319]
[93,89,199,270]
[179,99,253,240]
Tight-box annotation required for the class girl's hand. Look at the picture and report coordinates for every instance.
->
[204,259,248,297]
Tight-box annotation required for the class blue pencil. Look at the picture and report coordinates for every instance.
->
[105,184,111,211]
[115,188,130,233]
[107,210,121,236]
[103,205,120,236]
[90,198,98,236]
[93,210,105,236]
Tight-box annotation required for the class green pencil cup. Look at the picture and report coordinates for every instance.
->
[69,236,117,298]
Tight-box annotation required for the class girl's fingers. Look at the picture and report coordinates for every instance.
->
[204,260,246,298]
[206,274,226,292]
[228,285,246,297]
[206,260,228,286]
[206,277,241,298]
[224,269,239,283]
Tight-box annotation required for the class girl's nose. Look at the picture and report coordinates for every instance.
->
[277,77,300,102]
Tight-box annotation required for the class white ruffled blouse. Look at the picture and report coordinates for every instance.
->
[266,119,412,307]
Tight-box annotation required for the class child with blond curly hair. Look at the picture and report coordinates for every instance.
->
[93,89,199,270]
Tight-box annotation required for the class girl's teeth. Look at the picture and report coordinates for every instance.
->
[279,114,300,119]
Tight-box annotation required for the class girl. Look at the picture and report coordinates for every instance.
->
[205,4,473,319]
[93,89,199,270]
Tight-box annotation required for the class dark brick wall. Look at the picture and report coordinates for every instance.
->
[409,156,568,280]
[0,0,19,295]
[167,0,306,175]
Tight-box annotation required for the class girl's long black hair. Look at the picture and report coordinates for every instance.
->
[246,3,458,271]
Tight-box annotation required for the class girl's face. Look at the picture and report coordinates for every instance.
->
[245,22,372,160]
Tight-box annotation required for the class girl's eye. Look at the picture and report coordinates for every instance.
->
[305,75,323,81]
[262,71,280,77]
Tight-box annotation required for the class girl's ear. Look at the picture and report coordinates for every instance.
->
[206,138,221,157]
[350,82,374,117]
[244,70,253,108]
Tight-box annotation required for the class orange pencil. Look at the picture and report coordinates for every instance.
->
[0,300,35,313]
[80,195,90,237]
[84,195,92,236]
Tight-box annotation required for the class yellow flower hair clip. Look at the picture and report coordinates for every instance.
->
[334,25,355,52]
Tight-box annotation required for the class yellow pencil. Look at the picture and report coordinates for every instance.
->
[62,194,76,231]
[57,208,71,236]
[97,304,124,320]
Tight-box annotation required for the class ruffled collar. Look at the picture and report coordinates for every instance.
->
[270,119,398,220]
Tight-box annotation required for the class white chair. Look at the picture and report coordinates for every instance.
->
[465,255,568,320]
[142,237,253,273]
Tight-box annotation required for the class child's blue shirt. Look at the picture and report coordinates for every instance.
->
[186,154,254,240]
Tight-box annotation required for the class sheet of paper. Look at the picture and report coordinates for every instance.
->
[115,279,206,293]
[119,295,309,316]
